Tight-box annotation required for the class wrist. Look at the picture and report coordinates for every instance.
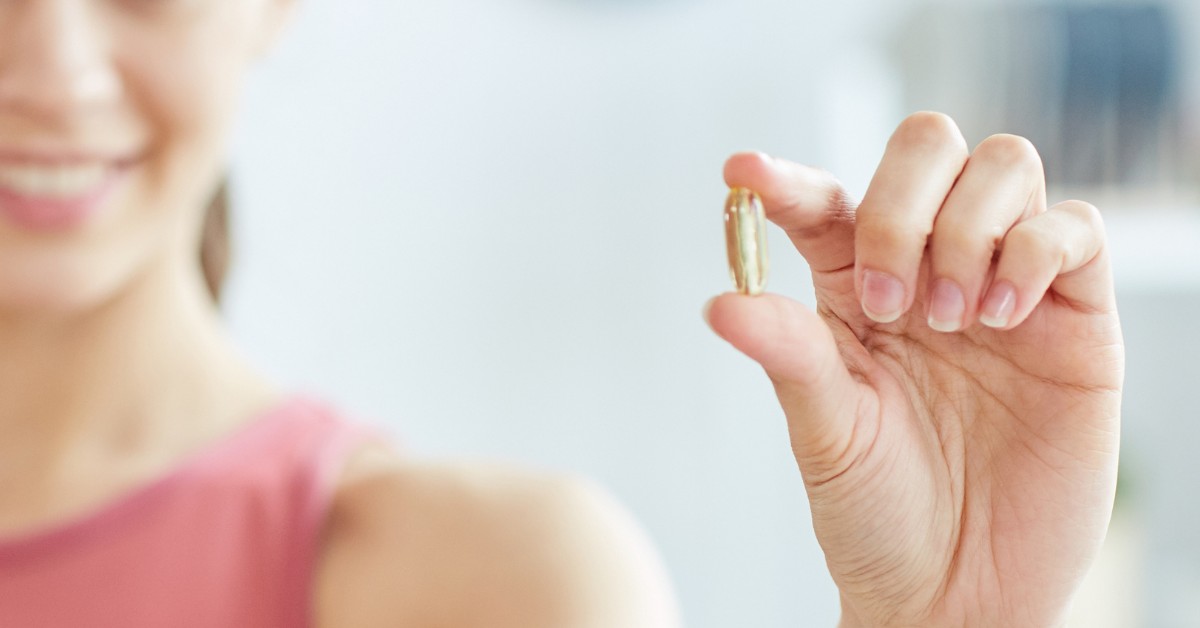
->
[837,596,867,628]
[836,597,1072,628]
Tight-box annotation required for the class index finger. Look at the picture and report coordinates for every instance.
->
[723,152,858,274]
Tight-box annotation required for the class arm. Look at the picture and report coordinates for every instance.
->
[314,448,681,628]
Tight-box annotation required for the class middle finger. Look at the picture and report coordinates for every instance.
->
[925,134,1047,332]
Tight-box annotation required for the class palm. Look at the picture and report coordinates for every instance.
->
[805,263,1122,626]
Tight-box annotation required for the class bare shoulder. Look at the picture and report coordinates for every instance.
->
[313,446,681,628]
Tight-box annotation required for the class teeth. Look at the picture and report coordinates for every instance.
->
[0,164,110,198]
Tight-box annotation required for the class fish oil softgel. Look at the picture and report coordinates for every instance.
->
[724,187,768,295]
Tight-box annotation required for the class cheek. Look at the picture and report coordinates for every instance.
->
[117,24,251,237]
[0,7,262,313]
[0,232,156,312]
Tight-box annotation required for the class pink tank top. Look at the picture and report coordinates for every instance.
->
[0,396,379,628]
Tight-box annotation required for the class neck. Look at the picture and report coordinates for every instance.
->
[0,254,276,494]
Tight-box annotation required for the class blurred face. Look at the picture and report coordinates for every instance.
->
[0,0,290,312]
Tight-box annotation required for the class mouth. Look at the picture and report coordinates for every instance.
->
[0,152,140,232]
[0,162,117,198]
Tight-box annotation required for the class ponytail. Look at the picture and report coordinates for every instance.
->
[199,180,231,304]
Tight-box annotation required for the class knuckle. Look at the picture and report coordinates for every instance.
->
[890,111,969,158]
[1060,199,1105,233]
[822,184,856,220]
[935,213,1009,249]
[1007,221,1064,260]
[933,223,993,258]
[768,168,858,234]
[804,168,855,215]
[974,134,1043,172]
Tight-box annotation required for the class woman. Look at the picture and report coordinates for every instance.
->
[0,1,1121,627]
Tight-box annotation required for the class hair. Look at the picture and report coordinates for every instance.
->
[199,181,231,305]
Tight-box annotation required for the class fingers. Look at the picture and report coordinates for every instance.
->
[720,112,1111,334]
[925,134,1047,331]
[854,112,970,323]
[723,152,858,273]
[704,292,863,474]
[980,200,1112,329]
[852,113,1067,332]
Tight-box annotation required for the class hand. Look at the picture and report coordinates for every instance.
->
[706,112,1123,628]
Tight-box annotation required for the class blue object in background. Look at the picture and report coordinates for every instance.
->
[1062,5,1177,185]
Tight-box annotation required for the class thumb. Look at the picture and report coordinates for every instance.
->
[705,292,865,481]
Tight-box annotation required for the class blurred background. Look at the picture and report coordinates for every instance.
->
[224,0,1200,626]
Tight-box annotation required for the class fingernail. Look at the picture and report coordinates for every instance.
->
[980,282,1016,329]
[861,270,905,323]
[927,279,965,333]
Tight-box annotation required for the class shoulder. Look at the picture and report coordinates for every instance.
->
[313,446,681,628]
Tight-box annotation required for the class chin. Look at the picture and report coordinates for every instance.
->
[0,242,152,318]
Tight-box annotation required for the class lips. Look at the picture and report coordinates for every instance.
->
[0,157,132,232]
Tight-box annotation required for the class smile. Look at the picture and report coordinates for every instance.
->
[0,156,134,232]
[0,163,115,199]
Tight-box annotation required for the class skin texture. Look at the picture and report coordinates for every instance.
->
[707,113,1123,628]
[316,449,681,628]
[0,2,680,626]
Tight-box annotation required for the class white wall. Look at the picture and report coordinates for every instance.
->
[223,0,1199,625]
[225,1,896,625]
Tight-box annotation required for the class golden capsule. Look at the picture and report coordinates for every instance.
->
[724,187,768,296]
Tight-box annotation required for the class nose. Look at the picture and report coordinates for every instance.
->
[0,0,120,123]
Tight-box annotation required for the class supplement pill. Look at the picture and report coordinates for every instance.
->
[724,187,768,295]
